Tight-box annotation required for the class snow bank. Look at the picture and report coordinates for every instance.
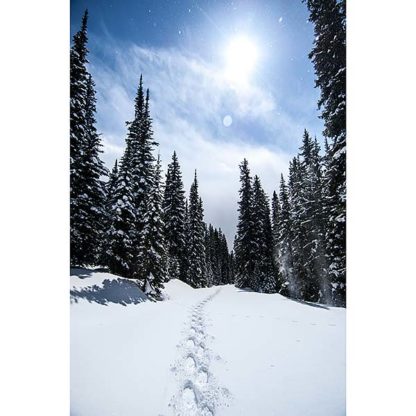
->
[71,271,345,415]
[70,268,147,306]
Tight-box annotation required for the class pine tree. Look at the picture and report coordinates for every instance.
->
[105,150,136,277]
[219,230,231,284]
[163,152,186,280]
[139,155,166,298]
[271,190,282,290]
[298,130,327,302]
[277,174,295,297]
[229,250,236,284]
[288,157,304,298]
[187,172,206,287]
[101,159,118,267]
[234,159,256,289]
[305,0,346,306]
[251,176,275,293]
[70,10,107,266]
[204,224,215,287]
[105,77,158,280]
[305,0,346,141]
[81,75,107,264]
[124,81,158,280]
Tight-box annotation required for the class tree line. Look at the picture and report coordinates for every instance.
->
[70,0,345,307]
[70,11,234,298]
[234,0,346,306]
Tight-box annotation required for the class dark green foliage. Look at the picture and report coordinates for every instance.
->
[162,152,187,280]
[276,175,294,297]
[234,159,256,289]
[306,0,346,141]
[104,76,166,296]
[139,155,167,298]
[234,161,276,292]
[70,10,107,267]
[252,176,275,293]
[305,0,346,306]
[105,151,136,277]
[187,172,206,287]
[205,225,233,286]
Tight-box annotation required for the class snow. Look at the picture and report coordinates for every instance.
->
[71,269,345,415]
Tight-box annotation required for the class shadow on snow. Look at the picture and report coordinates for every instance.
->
[70,268,148,306]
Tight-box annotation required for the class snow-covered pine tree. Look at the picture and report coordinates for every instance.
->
[305,0,346,141]
[182,197,190,279]
[70,10,107,267]
[70,12,89,250]
[162,152,187,280]
[297,130,327,302]
[80,74,107,264]
[219,230,231,284]
[234,159,256,289]
[100,159,118,266]
[139,154,166,299]
[229,250,236,284]
[105,149,136,277]
[204,224,215,287]
[187,172,206,288]
[323,139,346,306]
[277,174,294,297]
[126,82,158,280]
[210,227,220,284]
[251,175,275,293]
[305,0,346,306]
[288,156,307,299]
[271,190,283,290]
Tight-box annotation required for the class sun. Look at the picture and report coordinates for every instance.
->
[224,35,259,85]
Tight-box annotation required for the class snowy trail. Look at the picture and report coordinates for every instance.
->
[169,288,230,416]
[71,272,345,416]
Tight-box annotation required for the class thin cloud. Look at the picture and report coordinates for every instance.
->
[89,40,301,244]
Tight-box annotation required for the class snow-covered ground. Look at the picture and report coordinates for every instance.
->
[71,269,345,416]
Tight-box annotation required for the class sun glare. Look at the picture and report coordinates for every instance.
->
[224,35,259,85]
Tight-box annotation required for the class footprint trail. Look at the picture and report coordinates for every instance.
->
[169,289,229,415]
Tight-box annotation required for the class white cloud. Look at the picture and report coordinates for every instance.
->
[89,42,296,244]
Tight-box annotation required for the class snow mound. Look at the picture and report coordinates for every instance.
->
[162,278,199,300]
[70,268,148,306]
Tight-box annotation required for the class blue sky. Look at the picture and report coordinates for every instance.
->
[71,0,323,245]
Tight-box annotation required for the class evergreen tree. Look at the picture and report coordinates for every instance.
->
[187,172,206,287]
[204,224,215,287]
[81,75,107,263]
[105,77,159,282]
[163,152,186,280]
[70,10,107,266]
[271,190,282,289]
[288,156,308,299]
[101,159,118,266]
[251,176,275,293]
[323,141,346,306]
[298,130,327,302]
[219,230,231,284]
[234,159,256,289]
[105,150,136,277]
[277,174,294,297]
[305,0,346,141]
[305,0,346,306]
[229,250,236,284]
[139,155,166,298]
[125,82,158,279]
[106,160,119,207]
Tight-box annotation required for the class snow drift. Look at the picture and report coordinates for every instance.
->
[71,269,345,415]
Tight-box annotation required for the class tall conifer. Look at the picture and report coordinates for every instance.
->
[234,159,256,289]
[163,152,186,280]
[187,172,206,288]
